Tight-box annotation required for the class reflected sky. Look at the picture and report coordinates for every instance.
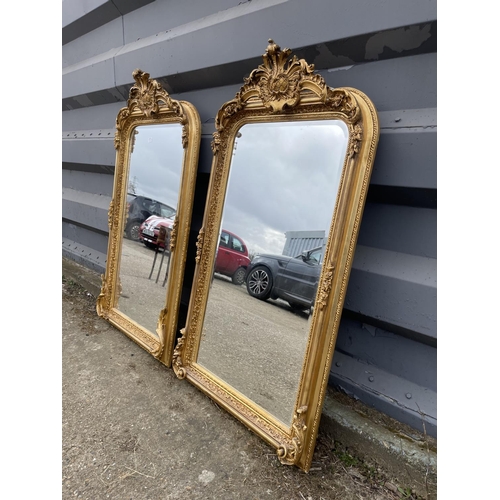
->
[128,123,184,209]
[221,120,349,256]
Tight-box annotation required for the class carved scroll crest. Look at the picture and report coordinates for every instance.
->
[213,40,363,159]
[277,406,308,465]
[114,69,186,150]
[216,39,327,131]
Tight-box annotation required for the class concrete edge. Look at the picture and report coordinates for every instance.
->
[62,255,437,498]
[320,391,437,498]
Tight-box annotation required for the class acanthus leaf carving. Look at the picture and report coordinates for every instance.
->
[172,328,187,379]
[317,264,335,310]
[211,131,221,154]
[114,70,188,151]
[277,405,308,465]
[169,216,179,252]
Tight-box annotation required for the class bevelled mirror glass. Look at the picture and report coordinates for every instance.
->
[172,41,379,471]
[97,69,201,367]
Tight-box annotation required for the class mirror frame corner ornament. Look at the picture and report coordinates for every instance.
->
[173,40,379,472]
[96,69,201,367]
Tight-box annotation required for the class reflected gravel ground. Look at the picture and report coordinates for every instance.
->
[118,238,171,335]
[198,275,311,426]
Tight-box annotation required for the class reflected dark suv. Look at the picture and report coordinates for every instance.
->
[125,194,176,241]
[245,246,323,311]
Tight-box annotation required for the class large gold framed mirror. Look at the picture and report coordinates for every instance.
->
[97,69,201,366]
[172,40,379,471]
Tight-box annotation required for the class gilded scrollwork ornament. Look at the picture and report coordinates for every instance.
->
[348,123,363,159]
[96,275,110,318]
[128,69,174,117]
[277,406,308,465]
[211,131,221,154]
[107,199,115,231]
[317,265,335,310]
[195,228,205,264]
[172,328,187,379]
[169,216,179,252]
[96,66,201,368]
[178,39,379,472]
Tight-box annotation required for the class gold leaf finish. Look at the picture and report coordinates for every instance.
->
[277,406,308,465]
[174,40,379,472]
[96,69,201,368]
[317,265,335,310]
[172,328,187,379]
[195,228,205,264]
[169,216,179,252]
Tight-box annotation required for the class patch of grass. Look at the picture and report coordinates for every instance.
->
[62,275,95,303]
[335,449,361,468]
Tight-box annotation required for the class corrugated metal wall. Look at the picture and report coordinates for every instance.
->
[282,231,326,258]
[62,0,437,437]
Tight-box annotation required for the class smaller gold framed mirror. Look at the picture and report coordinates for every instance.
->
[97,69,201,366]
[172,40,379,471]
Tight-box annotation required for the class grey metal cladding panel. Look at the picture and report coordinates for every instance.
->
[62,41,435,112]
[112,0,435,89]
[63,53,118,100]
[62,0,115,28]
[347,245,436,340]
[62,139,115,168]
[335,316,436,390]
[328,359,436,438]
[62,103,124,131]
[357,203,436,259]
[62,170,115,197]
[63,188,111,233]
[122,0,242,44]
[63,17,124,68]
[371,128,436,189]
[63,221,109,255]
[320,53,436,112]
[62,0,155,45]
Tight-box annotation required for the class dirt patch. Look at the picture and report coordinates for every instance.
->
[62,277,427,499]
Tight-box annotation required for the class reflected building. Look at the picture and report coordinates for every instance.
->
[282,230,326,257]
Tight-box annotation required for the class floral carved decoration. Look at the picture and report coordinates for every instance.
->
[317,265,335,310]
[277,406,308,465]
[114,69,186,151]
[195,228,205,264]
[172,328,187,379]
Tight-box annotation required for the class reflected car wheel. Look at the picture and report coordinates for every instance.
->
[232,267,246,285]
[126,221,141,241]
[246,266,272,300]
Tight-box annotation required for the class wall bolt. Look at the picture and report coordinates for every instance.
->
[406,393,412,399]
[368,376,374,382]
[335,362,341,367]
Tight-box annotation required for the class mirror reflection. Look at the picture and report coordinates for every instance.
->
[117,123,183,335]
[197,120,348,425]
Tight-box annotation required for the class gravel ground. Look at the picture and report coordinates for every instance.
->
[62,276,424,500]
[199,276,310,425]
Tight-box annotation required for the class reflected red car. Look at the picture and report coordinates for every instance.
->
[139,215,175,249]
[214,229,251,285]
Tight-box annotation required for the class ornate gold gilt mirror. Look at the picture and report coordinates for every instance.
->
[172,40,379,471]
[97,69,201,366]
